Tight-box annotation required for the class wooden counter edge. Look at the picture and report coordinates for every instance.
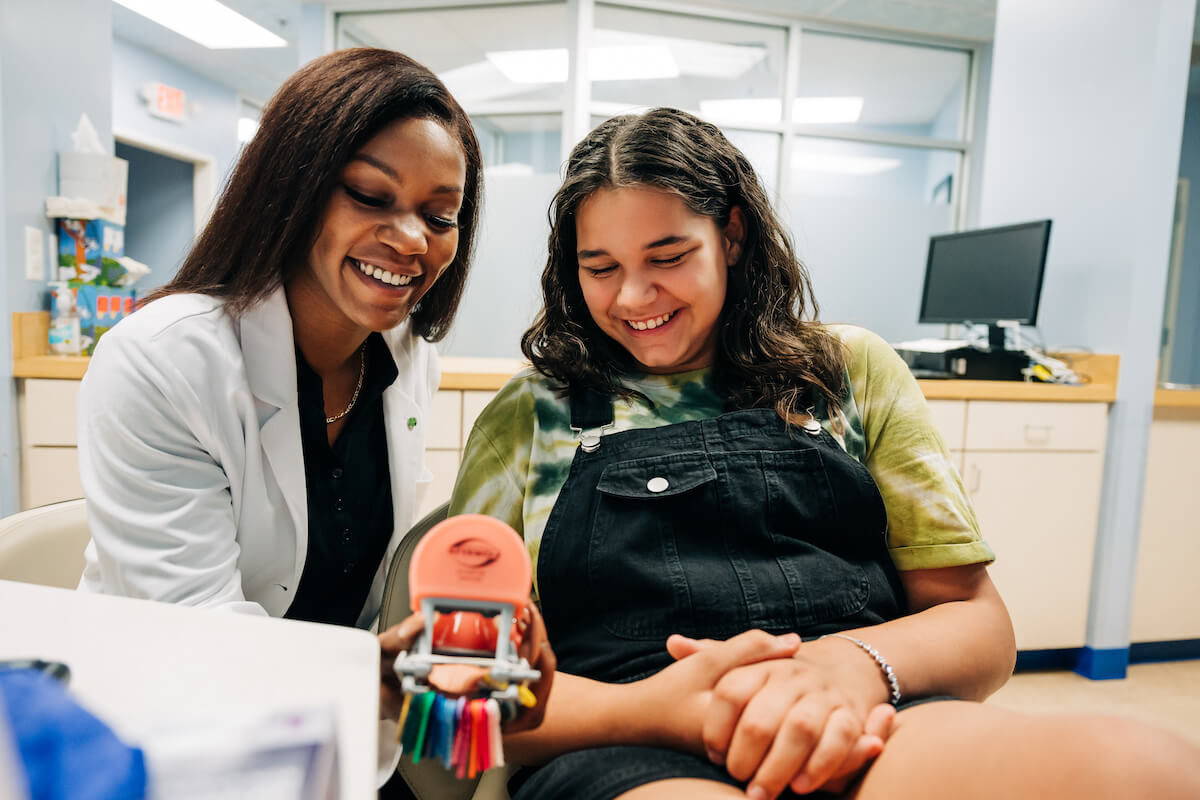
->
[1154,389,1200,409]
[11,310,1142,403]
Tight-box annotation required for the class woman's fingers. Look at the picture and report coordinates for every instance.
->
[377,612,425,719]
[378,612,426,655]
[504,602,555,734]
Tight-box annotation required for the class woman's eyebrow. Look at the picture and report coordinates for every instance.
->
[578,235,690,259]
[348,154,463,195]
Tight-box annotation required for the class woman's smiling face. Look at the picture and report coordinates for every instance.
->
[298,116,467,336]
[575,186,743,374]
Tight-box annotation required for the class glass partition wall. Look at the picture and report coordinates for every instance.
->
[336,1,977,356]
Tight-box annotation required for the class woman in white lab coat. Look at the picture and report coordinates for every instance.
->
[78,48,480,629]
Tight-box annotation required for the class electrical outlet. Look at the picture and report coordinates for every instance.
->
[24,226,45,281]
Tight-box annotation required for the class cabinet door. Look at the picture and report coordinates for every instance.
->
[428,391,463,450]
[461,390,497,446]
[419,449,460,519]
[925,400,966,451]
[962,451,1103,650]
[22,448,85,509]
[1132,411,1200,641]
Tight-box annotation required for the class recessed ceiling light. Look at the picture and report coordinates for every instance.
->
[113,0,287,49]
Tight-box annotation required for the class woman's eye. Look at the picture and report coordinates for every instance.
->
[427,215,459,231]
[583,265,616,277]
[344,185,386,208]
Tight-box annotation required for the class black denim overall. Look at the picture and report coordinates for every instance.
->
[537,389,907,686]
[513,389,910,800]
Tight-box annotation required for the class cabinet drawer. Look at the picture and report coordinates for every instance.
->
[419,449,460,519]
[22,379,80,446]
[428,391,462,450]
[461,390,497,445]
[964,401,1107,452]
[22,447,84,510]
[926,400,966,451]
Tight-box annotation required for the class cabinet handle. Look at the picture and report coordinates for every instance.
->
[1024,424,1053,444]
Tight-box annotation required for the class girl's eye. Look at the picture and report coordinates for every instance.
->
[344,185,386,208]
[427,215,459,231]
[651,252,687,266]
[583,265,616,277]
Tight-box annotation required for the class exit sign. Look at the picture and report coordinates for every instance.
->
[142,82,186,122]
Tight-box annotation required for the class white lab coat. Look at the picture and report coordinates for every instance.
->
[78,288,438,626]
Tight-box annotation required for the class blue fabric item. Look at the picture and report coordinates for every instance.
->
[0,669,147,800]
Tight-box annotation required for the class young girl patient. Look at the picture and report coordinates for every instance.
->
[449,108,1200,800]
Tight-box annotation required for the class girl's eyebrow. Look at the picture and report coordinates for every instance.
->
[578,235,690,260]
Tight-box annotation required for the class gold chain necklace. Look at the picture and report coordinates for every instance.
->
[325,343,367,424]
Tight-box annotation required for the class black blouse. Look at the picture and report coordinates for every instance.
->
[284,333,398,626]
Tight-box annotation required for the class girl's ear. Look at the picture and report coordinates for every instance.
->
[723,206,746,266]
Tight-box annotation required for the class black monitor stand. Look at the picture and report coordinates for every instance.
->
[987,323,1007,351]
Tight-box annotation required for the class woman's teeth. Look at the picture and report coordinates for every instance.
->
[355,259,414,286]
[626,311,675,331]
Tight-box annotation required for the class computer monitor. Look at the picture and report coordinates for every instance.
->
[918,220,1052,350]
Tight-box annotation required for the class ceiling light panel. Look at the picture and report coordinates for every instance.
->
[113,0,286,49]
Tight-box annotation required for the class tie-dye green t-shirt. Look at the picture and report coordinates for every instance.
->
[449,324,993,590]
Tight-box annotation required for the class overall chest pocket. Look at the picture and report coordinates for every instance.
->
[588,452,717,640]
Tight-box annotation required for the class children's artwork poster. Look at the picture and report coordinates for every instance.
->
[57,218,125,284]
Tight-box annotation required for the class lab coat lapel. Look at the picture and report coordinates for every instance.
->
[382,332,423,548]
[240,289,309,585]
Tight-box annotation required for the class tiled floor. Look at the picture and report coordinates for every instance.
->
[986,660,1200,747]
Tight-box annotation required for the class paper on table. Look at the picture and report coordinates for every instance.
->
[131,707,339,800]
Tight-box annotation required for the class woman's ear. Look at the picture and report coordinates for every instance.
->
[723,207,746,266]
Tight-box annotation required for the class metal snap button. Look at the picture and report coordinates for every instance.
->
[646,476,669,493]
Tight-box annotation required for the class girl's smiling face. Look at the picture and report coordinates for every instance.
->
[295,116,467,337]
[575,186,743,374]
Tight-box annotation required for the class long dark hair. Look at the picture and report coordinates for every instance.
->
[521,108,847,420]
[145,48,482,341]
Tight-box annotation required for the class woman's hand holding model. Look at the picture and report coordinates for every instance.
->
[379,604,556,733]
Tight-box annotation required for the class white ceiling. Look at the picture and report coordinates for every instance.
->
[112,0,1004,103]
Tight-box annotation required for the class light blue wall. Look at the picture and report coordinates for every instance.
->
[112,37,241,204]
[438,174,560,358]
[0,0,113,516]
[1170,93,1200,385]
[981,0,1194,663]
[114,142,195,293]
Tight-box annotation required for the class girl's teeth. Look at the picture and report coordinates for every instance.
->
[628,311,674,330]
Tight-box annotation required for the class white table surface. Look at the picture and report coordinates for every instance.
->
[0,580,380,799]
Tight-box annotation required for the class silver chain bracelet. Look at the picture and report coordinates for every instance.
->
[821,633,902,706]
